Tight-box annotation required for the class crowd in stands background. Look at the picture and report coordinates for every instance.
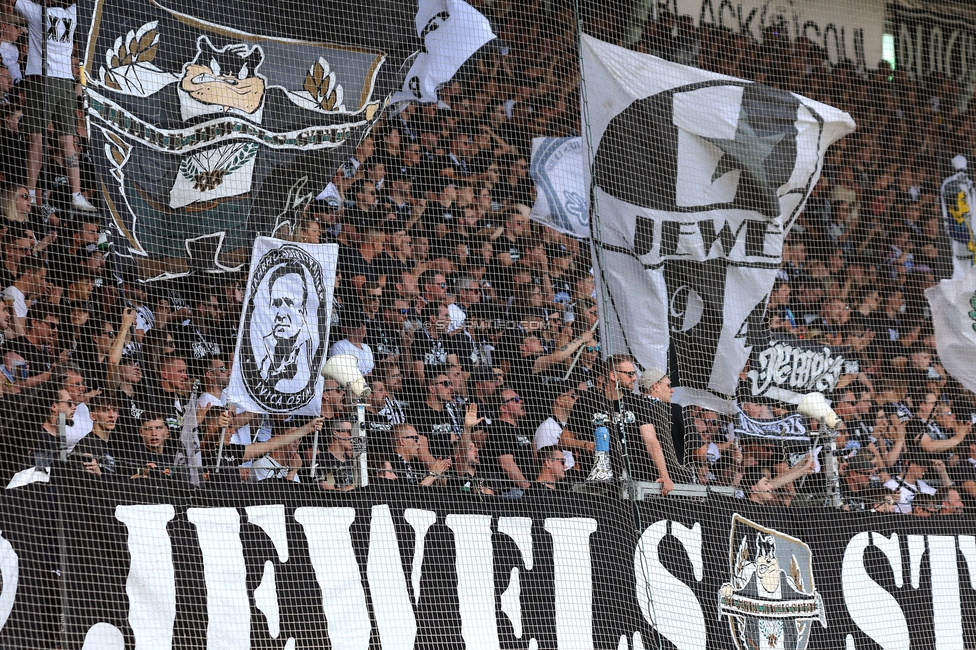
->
[0,0,973,515]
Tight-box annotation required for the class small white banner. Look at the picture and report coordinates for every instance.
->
[226,237,338,415]
[391,0,496,104]
[529,136,590,238]
[925,266,976,394]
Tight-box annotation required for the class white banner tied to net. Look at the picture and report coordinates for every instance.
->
[925,266,976,395]
[581,34,855,413]
[529,136,590,238]
[226,237,338,415]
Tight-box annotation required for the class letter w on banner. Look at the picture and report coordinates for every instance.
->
[580,35,855,413]
[226,237,339,415]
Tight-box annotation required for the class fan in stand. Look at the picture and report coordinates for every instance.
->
[318,354,371,486]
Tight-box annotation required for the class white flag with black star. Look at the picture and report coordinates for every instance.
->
[581,35,855,412]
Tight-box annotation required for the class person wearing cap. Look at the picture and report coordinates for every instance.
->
[631,367,690,494]
[68,393,120,475]
[838,453,880,510]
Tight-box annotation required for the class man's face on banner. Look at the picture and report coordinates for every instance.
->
[270,272,307,339]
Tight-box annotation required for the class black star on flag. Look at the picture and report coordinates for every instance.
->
[705,117,785,218]
[582,34,855,412]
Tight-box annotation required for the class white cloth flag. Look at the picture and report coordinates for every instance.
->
[940,167,976,279]
[580,34,855,413]
[392,0,495,104]
[529,136,590,238]
[226,237,338,415]
[925,267,976,394]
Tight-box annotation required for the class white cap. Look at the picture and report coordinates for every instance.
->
[953,154,967,171]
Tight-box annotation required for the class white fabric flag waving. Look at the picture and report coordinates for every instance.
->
[581,34,855,412]
[226,237,338,415]
[392,0,495,104]
[925,267,976,394]
[529,136,590,238]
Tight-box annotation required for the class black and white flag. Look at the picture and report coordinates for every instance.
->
[391,0,495,104]
[924,266,976,395]
[940,157,976,279]
[226,237,338,415]
[581,35,854,413]
[529,136,590,238]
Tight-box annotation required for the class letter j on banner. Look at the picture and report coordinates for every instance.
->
[226,237,338,414]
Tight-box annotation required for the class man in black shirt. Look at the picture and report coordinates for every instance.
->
[318,420,355,491]
[563,355,648,482]
[632,368,690,494]
[5,301,59,388]
[408,303,452,383]
[407,372,459,460]
[141,354,190,437]
[388,423,450,486]
[482,388,536,498]
[68,394,119,476]
[124,413,179,481]
[532,445,569,492]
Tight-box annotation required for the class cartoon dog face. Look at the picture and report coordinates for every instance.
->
[180,37,266,114]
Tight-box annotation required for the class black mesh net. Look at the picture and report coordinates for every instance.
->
[0,0,973,647]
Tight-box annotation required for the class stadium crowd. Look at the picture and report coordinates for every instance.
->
[0,0,973,514]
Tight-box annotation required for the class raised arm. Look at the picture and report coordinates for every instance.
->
[243,417,325,461]
[532,330,594,373]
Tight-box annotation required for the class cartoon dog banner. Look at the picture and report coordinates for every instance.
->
[226,237,338,415]
[81,0,388,274]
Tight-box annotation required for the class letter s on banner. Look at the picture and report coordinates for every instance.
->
[0,529,17,631]
[634,521,705,650]
[841,533,909,650]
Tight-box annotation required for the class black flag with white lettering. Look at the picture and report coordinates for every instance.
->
[581,35,855,412]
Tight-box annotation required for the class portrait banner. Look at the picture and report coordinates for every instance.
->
[226,237,338,415]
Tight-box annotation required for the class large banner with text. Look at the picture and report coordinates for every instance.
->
[0,477,973,648]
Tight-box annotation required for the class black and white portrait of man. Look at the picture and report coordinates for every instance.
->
[233,241,334,413]
[256,262,316,388]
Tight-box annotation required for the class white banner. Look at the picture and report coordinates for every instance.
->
[626,0,885,68]
[226,237,338,415]
[581,34,854,412]
[940,167,976,279]
[391,0,495,104]
[529,137,590,238]
[925,267,976,394]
